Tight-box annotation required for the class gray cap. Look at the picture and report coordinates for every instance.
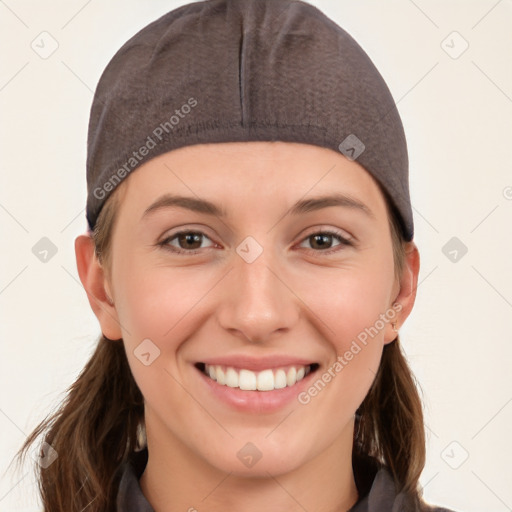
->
[86,0,413,241]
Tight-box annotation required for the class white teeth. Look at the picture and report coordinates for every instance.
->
[257,369,274,391]
[202,364,312,391]
[216,366,226,385]
[239,369,257,390]
[286,367,297,387]
[225,367,238,387]
[274,369,287,389]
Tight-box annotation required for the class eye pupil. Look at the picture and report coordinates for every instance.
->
[178,232,202,249]
[310,234,332,250]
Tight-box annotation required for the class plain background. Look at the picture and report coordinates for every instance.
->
[1,1,511,510]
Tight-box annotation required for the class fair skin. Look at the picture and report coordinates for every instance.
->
[76,141,419,512]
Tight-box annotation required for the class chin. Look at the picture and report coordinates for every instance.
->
[196,434,311,478]
[210,452,304,478]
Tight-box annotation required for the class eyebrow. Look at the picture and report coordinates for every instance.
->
[141,193,374,220]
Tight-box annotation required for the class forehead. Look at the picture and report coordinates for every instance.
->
[115,141,388,219]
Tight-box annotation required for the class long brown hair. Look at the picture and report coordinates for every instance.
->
[354,188,429,507]
[15,180,429,511]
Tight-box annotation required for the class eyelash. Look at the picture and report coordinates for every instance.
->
[157,229,354,256]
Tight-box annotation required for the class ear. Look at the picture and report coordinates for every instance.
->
[75,233,123,341]
[384,241,420,344]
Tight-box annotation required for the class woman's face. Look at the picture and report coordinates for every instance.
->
[96,141,417,476]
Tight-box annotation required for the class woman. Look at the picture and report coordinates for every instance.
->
[18,0,457,510]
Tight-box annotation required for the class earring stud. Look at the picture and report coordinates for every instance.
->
[392,322,399,333]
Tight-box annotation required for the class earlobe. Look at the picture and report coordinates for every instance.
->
[75,233,123,341]
[384,242,420,345]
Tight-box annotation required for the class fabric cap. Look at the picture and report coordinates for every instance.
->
[86,0,413,241]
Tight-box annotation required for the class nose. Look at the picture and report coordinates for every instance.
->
[216,245,300,344]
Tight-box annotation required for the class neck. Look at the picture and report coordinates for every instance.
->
[139,414,359,512]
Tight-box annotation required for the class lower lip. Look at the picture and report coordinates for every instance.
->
[195,365,318,414]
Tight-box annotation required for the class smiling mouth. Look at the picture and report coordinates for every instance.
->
[195,362,320,391]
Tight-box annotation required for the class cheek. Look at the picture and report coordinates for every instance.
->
[114,259,215,346]
[293,258,393,403]
[116,265,199,411]
[113,260,220,405]
[298,259,394,349]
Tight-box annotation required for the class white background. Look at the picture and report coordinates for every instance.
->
[1,1,511,511]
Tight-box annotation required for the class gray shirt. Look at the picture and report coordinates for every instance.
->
[116,448,455,512]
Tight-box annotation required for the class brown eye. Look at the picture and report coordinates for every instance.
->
[299,230,353,253]
[309,233,335,250]
[160,231,215,254]
[176,232,203,250]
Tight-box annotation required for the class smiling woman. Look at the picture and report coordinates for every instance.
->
[16,1,456,511]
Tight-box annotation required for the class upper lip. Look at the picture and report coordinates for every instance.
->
[197,355,317,372]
